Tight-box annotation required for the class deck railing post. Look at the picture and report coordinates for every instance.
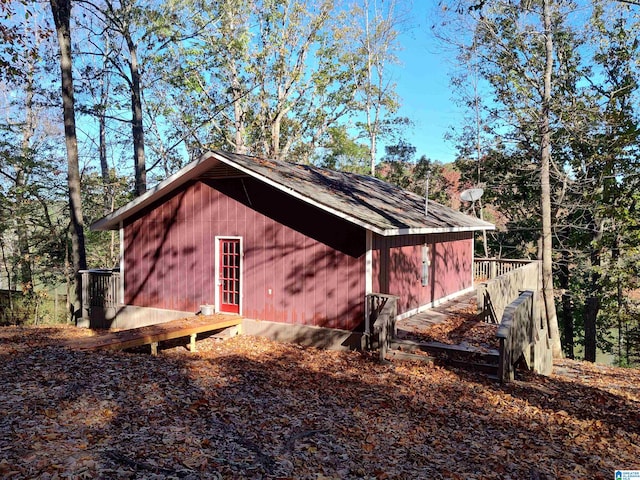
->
[367,293,398,362]
[379,312,387,362]
[79,270,90,327]
[364,294,371,350]
[497,337,508,383]
[496,290,552,382]
[78,269,122,328]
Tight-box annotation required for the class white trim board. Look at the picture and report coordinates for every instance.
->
[365,230,373,295]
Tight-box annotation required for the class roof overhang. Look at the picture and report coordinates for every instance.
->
[379,225,494,236]
[91,151,496,235]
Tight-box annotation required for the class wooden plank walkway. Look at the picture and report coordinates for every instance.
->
[390,291,500,375]
[395,290,477,337]
[64,314,242,354]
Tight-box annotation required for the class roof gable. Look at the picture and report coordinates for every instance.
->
[91,150,494,235]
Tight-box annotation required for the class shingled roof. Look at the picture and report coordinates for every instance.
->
[91,150,494,235]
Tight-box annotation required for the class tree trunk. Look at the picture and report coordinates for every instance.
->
[369,128,377,176]
[558,250,574,359]
[271,111,281,159]
[17,65,35,293]
[127,38,146,197]
[584,296,599,362]
[99,93,110,214]
[584,215,603,362]
[221,4,247,155]
[99,45,111,214]
[612,233,623,366]
[363,0,376,176]
[541,0,562,358]
[473,51,489,258]
[50,0,87,322]
[229,64,246,153]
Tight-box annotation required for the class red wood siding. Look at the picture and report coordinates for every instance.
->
[123,179,366,330]
[372,232,473,315]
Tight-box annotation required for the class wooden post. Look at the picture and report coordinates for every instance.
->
[79,270,90,327]
[497,337,506,382]
[364,294,371,350]
[189,333,197,352]
[150,342,158,356]
[369,294,398,362]
[379,312,387,362]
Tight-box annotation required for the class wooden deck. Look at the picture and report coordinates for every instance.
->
[64,314,242,354]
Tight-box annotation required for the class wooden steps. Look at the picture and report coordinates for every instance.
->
[64,315,242,354]
[385,349,435,363]
[390,338,498,357]
[388,338,499,375]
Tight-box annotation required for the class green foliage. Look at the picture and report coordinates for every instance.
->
[0,74,69,295]
[318,126,369,173]
[0,0,408,327]
[376,141,461,209]
[144,0,374,164]
[80,169,133,268]
[455,147,542,258]
[0,289,68,326]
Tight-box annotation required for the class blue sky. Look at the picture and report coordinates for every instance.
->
[387,4,464,164]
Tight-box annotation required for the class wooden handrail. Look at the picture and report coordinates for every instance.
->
[474,258,536,281]
[476,261,541,324]
[474,258,535,263]
[496,290,552,382]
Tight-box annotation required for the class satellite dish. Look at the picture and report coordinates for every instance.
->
[460,188,484,202]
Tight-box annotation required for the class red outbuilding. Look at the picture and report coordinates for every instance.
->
[90,151,494,348]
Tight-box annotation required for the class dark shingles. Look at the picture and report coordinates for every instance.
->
[213,151,494,233]
[91,150,494,234]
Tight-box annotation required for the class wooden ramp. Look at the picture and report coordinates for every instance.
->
[390,291,501,376]
[395,290,477,338]
[64,315,242,354]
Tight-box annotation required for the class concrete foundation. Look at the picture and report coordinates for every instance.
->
[86,305,195,330]
[83,305,364,352]
[241,318,365,351]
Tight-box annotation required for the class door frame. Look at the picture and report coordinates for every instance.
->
[214,236,243,315]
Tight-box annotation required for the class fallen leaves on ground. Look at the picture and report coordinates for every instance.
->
[1,325,639,479]
[408,306,499,352]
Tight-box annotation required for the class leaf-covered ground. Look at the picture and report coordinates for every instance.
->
[0,326,639,479]
[406,310,499,352]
